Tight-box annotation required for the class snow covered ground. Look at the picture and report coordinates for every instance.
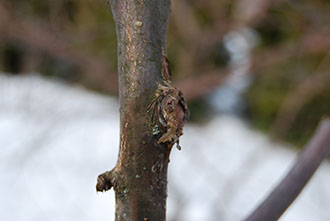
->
[1,74,330,221]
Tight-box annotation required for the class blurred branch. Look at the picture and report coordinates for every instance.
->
[171,0,231,77]
[172,0,203,45]
[170,0,273,95]
[271,72,330,138]
[0,2,229,99]
[175,69,229,100]
[301,29,330,53]
[252,29,330,73]
[245,118,330,221]
[0,2,118,94]
[233,0,272,27]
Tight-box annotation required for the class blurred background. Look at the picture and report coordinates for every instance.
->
[1,0,330,220]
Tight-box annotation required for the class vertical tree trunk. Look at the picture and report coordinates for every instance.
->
[96,0,187,220]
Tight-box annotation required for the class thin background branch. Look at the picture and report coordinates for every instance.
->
[245,118,330,221]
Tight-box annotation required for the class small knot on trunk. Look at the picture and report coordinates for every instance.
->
[96,170,116,192]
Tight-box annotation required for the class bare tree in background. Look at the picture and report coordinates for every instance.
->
[95,0,188,220]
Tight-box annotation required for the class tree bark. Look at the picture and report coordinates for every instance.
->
[96,0,185,220]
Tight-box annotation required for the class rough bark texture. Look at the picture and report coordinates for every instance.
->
[96,0,183,220]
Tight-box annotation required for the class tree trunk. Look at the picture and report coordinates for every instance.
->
[96,0,187,220]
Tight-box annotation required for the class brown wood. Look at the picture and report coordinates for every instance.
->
[96,0,188,220]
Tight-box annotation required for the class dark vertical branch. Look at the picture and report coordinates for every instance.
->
[97,0,175,220]
[245,118,330,221]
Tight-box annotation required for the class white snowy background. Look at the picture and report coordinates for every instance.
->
[1,73,330,221]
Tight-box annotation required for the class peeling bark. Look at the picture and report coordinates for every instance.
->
[96,0,186,220]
